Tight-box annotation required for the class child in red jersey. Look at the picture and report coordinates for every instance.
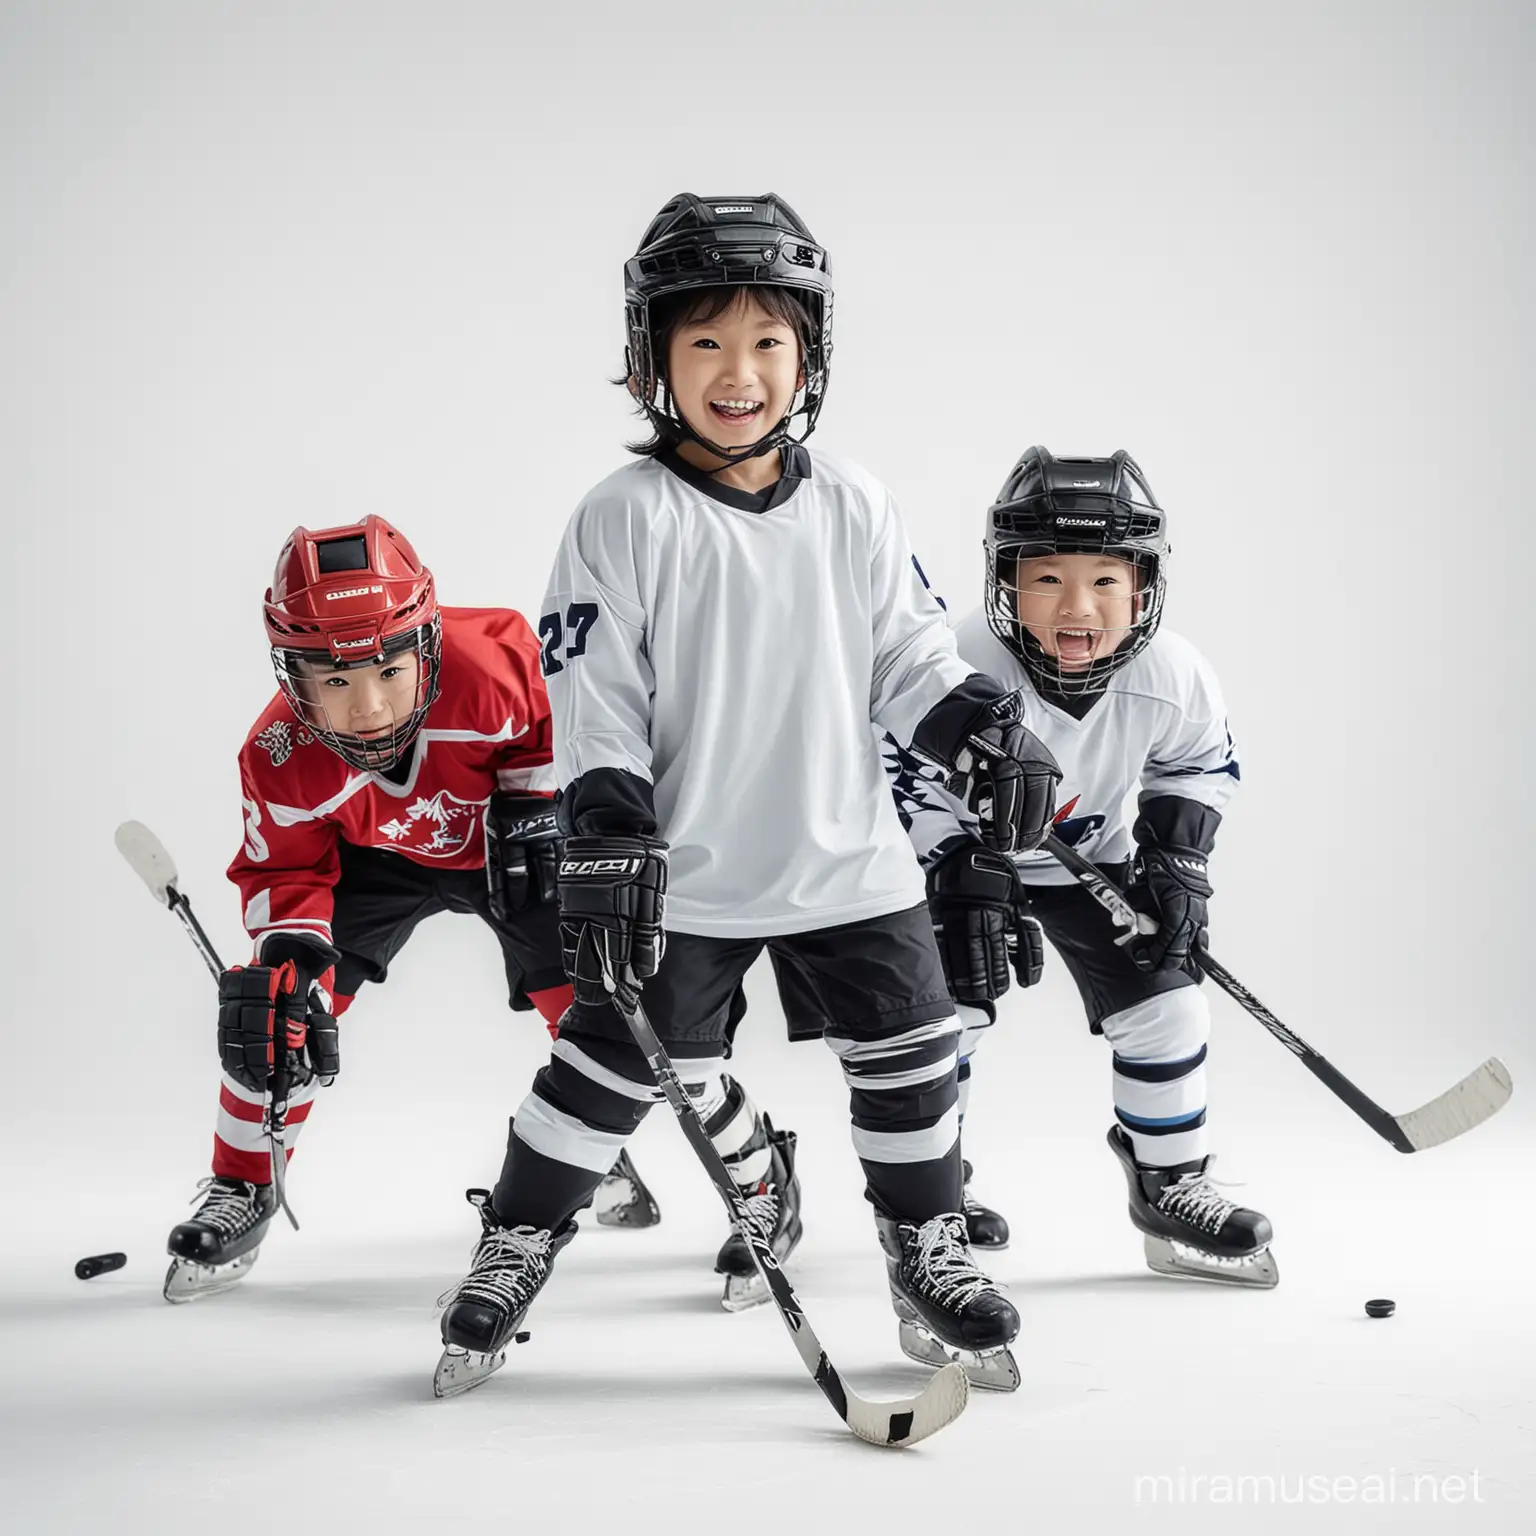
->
[163,516,655,1303]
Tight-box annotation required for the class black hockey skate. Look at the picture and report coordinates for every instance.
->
[961,1158,1010,1250]
[593,1147,662,1229]
[874,1210,1021,1392]
[164,1176,277,1304]
[434,1189,577,1398]
[715,1119,803,1312]
[1107,1125,1278,1289]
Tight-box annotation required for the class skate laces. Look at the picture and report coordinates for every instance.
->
[437,1225,553,1312]
[1157,1172,1237,1234]
[738,1181,779,1239]
[909,1213,999,1308]
[187,1177,261,1239]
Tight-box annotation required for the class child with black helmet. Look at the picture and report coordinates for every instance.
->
[884,447,1277,1288]
[433,194,1064,1398]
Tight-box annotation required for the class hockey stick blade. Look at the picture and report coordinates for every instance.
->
[1391,1057,1513,1152]
[605,971,968,1447]
[115,820,179,905]
[1043,835,1514,1153]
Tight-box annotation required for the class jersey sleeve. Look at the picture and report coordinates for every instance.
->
[539,501,656,796]
[867,492,976,744]
[489,611,559,797]
[1140,646,1241,817]
[881,733,979,873]
[227,752,343,958]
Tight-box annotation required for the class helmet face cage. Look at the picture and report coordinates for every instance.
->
[983,448,1170,698]
[624,193,834,461]
[272,614,442,773]
[986,544,1166,697]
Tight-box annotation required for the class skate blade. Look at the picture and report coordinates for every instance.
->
[433,1345,507,1399]
[1144,1235,1280,1290]
[162,1248,260,1304]
[593,1177,661,1229]
[897,1320,1021,1394]
[720,1272,771,1312]
[718,1225,803,1313]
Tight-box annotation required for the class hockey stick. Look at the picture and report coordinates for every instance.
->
[1043,834,1512,1153]
[114,821,300,1227]
[603,966,969,1448]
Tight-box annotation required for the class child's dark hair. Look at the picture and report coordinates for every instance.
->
[618,284,816,456]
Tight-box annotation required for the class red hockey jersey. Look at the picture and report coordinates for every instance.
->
[228,606,554,957]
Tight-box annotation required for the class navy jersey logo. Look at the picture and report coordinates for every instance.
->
[1051,794,1105,849]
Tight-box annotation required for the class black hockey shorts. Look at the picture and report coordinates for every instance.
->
[1022,863,1197,1033]
[329,842,566,1011]
[772,862,1196,1039]
[567,901,954,1063]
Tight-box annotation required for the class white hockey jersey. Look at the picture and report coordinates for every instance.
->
[541,448,976,936]
[887,608,1239,885]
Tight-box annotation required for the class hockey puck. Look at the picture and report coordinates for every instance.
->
[1364,1298,1396,1318]
[75,1252,127,1280]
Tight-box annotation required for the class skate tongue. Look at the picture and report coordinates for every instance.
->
[1173,1157,1244,1191]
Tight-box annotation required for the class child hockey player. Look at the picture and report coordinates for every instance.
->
[162,515,655,1303]
[433,193,1063,1398]
[883,446,1276,1287]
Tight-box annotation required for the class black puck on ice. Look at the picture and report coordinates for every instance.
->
[1364,1298,1396,1318]
[75,1252,127,1280]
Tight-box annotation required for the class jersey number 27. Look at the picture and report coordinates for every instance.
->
[538,602,600,676]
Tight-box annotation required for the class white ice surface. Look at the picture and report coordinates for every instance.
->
[3,956,1532,1535]
[4,4,1534,1531]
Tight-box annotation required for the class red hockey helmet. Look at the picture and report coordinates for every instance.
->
[263,517,442,771]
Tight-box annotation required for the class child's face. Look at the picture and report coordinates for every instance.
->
[1012,553,1141,671]
[292,652,422,742]
[664,291,803,452]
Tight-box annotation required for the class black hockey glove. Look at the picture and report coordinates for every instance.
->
[911,682,1062,855]
[485,791,561,920]
[1124,796,1222,975]
[217,962,309,1094]
[219,938,342,1091]
[303,1003,341,1085]
[927,841,1020,1005]
[1008,899,1046,990]
[558,835,668,1006]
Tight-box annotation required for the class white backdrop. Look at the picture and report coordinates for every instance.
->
[2,2,1533,1530]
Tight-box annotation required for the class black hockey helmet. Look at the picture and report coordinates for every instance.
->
[984,447,1170,696]
[624,193,834,461]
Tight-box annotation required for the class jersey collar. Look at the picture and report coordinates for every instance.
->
[657,444,812,513]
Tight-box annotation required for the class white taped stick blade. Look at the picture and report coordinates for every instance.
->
[1394,1058,1513,1151]
[114,820,178,905]
[843,1362,969,1448]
